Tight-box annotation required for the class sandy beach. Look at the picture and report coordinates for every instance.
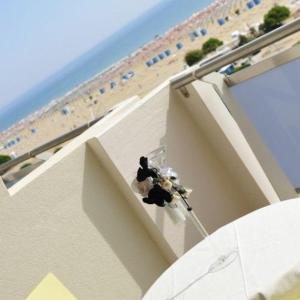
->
[1,0,299,156]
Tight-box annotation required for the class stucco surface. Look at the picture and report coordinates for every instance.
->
[0,75,286,299]
[0,144,168,299]
[99,82,277,256]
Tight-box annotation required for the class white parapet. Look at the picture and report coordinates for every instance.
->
[0,65,295,299]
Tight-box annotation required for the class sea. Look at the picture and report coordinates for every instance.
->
[0,0,213,132]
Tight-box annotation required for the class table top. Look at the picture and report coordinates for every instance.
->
[143,198,300,300]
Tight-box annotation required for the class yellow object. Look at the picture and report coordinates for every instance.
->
[26,273,77,300]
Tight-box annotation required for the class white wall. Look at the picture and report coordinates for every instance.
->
[99,81,277,257]
[0,117,169,299]
[188,77,280,206]
[0,76,285,298]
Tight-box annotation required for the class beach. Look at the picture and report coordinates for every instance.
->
[1,0,299,156]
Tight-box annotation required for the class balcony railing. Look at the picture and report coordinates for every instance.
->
[0,111,112,175]
[171,18,300,89]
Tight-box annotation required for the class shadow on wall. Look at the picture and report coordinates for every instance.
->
[81,146,168,296]
[160,89,252,252]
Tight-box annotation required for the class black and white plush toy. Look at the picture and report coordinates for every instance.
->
[143,184,172,207]
[136,156,157,182]
[134,155,192,208]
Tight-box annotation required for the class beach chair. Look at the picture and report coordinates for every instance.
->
[127,71,135,78]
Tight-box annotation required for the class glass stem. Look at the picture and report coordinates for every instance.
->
[189,210,222,256]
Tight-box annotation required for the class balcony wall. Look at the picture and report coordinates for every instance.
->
[0,98,169,300]
[99,79,279,257]
[0,71,282,298]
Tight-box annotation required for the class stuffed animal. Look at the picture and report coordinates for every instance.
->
[134,178,153,197]
[143,184,172,207]
[135,156,192,209]
[136,156,157,182]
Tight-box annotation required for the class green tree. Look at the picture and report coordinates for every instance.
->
[202,38,223,55]
[262,5,290,33]
[184,49,204,66]
[0,154,11,165]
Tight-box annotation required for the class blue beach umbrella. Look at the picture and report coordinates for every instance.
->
[176,42,184,50]
[200,28,208,36]
[158,53,165,60]
[217,18,225,26]
[164,49,171,56]
[152,56,159,63]
[146,60,153,67]
[247,1,254,9]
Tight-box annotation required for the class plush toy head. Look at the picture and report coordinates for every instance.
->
[139,156,148,169]
[136,156,158,182]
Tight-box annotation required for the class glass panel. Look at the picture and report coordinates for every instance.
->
[230,57,300,187]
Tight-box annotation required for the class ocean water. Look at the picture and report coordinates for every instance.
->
[0,0,213,131]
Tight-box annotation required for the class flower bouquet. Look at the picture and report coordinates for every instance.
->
[133,155,192,224]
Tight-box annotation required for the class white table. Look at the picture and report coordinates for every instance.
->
[143,199,300,300]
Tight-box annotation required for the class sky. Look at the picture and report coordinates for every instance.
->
[0,0,163,110]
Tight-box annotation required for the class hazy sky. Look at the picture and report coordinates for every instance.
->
[0,0,163,109]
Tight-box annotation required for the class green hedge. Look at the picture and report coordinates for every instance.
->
[184,50,204,66]
[0,154,11,165]
[202,38,223,55]
[184,37,224,66]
